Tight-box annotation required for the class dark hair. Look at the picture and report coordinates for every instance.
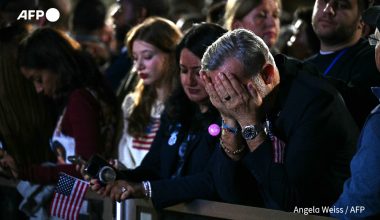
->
[0,23,56,165]
[18,27,119,157]
[18,27,116,110]
[294,7,320,55]
[166,23,227,127]
[121,0,169,18]
[176,23,227,62]
[207,1,226,25]
[72,0,106,34]
[358,0,371,12]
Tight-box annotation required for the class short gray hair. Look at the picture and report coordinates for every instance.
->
[201,29,275,77]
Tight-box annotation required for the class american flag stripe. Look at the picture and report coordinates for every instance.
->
[66,181,82,220]
[132,143,152,149]
[70,182,87,220]
[133,139,155,145]
[131,146,151,150]
[132,117,160,150]
[272,136,285,164]
[50,173,89,220]
[59,194,68,218]
[134,134,157,139]
[50,193,60,217]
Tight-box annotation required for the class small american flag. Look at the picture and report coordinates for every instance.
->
[264,118,286,164]
[132,117,160,150]
[50,173,89,220]
[272,135,286,164]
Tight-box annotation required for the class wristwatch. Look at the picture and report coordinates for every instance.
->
[241,125,262,140]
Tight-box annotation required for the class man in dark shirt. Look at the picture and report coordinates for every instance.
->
[201,29,358,212]
[306,0,380,128]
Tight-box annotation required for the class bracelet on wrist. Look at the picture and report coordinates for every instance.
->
[220,140,245,155]
[142,181,152,199]
[221,120,240,135]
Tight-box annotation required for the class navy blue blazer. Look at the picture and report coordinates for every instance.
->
[118,109,221,208]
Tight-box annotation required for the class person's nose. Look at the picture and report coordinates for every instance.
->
[323,2,336,16]
[184,71,197,86]
[265,15,276,28]
[134,58,144,71]
[188,72,198,86]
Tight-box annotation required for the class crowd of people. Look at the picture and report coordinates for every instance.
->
[0,0,380,219]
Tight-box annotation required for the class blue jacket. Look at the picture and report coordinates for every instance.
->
[332,87,380,219]
[118,109,221,208]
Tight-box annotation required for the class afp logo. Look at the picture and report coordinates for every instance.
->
[17,8,60,22]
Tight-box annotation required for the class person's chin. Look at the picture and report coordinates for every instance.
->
[263,39,275,48]
[142,79,152,86]
[188,95,207,104]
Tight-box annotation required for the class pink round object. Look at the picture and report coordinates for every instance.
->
[208,124,221,136]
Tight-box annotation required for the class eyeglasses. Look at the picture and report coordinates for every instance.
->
[368,34,380,46]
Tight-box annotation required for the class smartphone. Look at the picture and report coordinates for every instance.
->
[67,155,86,165]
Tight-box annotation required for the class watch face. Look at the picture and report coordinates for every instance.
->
[242,125,259,140]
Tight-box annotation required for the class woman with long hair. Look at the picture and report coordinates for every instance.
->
[118,17,182,169]
[0,27,119,184]
[0,23,56,220]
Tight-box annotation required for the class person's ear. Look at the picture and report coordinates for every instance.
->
[357,15,365,30]
[260,64,275,85]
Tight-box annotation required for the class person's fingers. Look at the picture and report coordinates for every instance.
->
[91,184,101,192]
[110,184,129,202]
[89,179,100,190]
[96,186,105,195]
[202,73,222,105]
[201,73,215,95]
[101,183,113,197]
[214,73,230,101]
[224,71,247,97]
[247,81,262,104]
[120,189,130,200]
[89,178,99,185]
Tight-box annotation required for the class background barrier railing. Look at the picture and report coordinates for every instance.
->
[0,177,335,220]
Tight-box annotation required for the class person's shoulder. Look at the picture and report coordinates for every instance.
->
[67,88,99,107]
[276,54,321,78]
[351,38,374,52]
[344,38,375,62]
[69,88,95,100]
[121,93,137,116]
[277,55,341,101]
[122,93,137,105]
[304,53,319,63]
[297,71,340,97]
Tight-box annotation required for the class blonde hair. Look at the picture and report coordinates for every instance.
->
[224,0,282,30]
